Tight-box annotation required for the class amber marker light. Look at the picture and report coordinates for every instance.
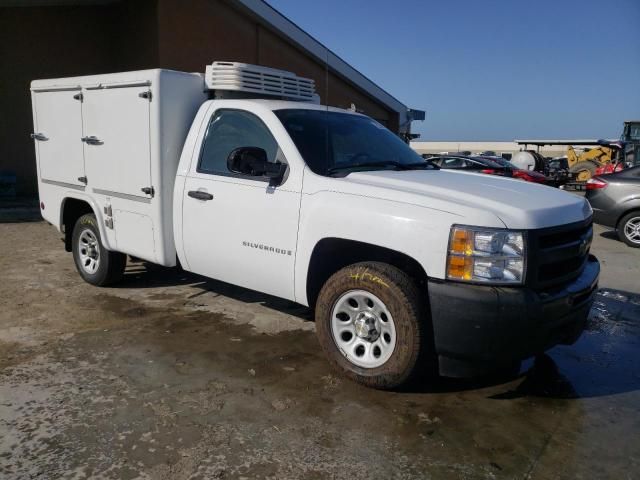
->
[447,254,473,280]
[447,227,474,280]
[450,227,473,255]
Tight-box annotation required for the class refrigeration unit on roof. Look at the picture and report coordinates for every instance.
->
[205,61,319,102]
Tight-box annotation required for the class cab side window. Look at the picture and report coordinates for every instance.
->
[198,109,278,176]
[463,159,482,169]
[441,157,464,168]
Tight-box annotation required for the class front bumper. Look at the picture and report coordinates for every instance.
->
[428,255,599,377]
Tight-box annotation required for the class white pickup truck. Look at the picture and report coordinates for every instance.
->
[30,63,599,388]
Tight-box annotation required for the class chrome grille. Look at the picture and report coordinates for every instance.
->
[527,219,593,289]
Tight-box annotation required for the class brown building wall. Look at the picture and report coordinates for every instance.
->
[0,1,158,197]
[0,5,119,197]
[157,0,395,126]
[256,27,393,126]
[0,0,398,198]
[112,0,160,71]
[157,0,259,67]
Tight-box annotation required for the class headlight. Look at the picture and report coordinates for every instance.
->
[446,226,526,285]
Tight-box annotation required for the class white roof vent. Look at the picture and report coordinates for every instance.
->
[205,62,317,102]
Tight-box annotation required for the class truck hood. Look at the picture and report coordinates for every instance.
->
[340,169,592,229]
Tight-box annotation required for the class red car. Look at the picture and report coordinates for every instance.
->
[431,155,548,184]
[595,162,625,176]
[511,168,547,183]
[483,156,547,184]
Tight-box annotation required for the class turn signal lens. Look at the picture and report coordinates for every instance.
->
[447,255,473,281]
[450,228,473,255]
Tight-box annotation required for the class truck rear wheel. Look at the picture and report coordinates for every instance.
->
[72,213,126,286]
[315,262,430,389]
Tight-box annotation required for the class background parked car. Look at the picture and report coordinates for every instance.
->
[429,155,513,177]
[484,156,547,184]
[585,166,640,247]
[595,160,626,176]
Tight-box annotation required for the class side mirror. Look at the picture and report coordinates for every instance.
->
[227,147,287,184]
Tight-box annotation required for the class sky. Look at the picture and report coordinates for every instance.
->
[266,0,640,141]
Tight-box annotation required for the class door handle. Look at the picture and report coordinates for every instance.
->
[188,190,213,201]
[81,136,103,145]
[141,186,155,197]
[30,132,48,141]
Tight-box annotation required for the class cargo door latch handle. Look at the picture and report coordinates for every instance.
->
[141,186,155,197]
[30,132,48,141]
[81,136,102,145]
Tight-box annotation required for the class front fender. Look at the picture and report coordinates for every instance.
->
[294,191,459,305]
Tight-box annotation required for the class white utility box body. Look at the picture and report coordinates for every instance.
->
[31,69,206,265]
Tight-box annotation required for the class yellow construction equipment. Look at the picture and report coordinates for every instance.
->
[517,121,640,185]
[567,145,614,181]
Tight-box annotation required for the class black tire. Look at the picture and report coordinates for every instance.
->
[569,161,597,182]
[618,211,640,248]
[72,213,126,286]
[315,262,431,389]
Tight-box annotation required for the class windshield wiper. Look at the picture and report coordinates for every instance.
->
[327,160,437,175]
[327,161,406,174]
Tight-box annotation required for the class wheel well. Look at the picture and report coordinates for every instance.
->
[61,198,94,252]
[617,207,640,229]
[306,238,428,308]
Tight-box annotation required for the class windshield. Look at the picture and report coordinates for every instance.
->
[484,157,512,168]
[623,123,640,141]
[274,109,434,176]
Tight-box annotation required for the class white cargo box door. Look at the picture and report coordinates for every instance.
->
[83,84,152,199]
[32,88,85,186]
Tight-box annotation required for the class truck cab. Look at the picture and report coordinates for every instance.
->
[31,63,600,389]
[621,121,640,168]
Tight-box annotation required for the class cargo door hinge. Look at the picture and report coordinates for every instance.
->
[73,92,83,101]
[141,186,155,197]
[138,90,152,101]
[77,176,87,184]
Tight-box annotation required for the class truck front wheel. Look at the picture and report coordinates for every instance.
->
[315,262,430,389]
[72,213,126,286]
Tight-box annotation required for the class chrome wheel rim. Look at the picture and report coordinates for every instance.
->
[78,228,100,274]
[330,289,396,369]
[624,217,640,244]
